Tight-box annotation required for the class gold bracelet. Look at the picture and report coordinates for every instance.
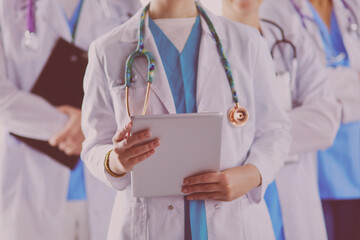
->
[104,149,127,178]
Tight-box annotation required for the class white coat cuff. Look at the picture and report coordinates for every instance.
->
[104,168,131,191]
[244,160,269,204]
[101,146,131,191]
[82,144,131,191]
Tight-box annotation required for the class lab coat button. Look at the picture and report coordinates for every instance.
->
[168,205,174,210]
[214,204,221,209]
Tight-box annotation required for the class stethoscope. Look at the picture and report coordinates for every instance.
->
[290,0,359,35]
[260,19,298,94]
[22,0,38,50]
[124,3,249,127]
[22,0,113,51]
[289,0,358,65]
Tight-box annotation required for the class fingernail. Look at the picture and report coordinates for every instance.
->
[182,187,188,193]
[145,132,150,137]
[154,140,160,147]
[183,179,188,184]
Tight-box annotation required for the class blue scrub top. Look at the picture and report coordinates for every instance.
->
[308,3,360,200]
[64,0,87,201]
[265,181,285,240]
[149,16,208,240]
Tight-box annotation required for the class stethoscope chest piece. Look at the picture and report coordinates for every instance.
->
[348,23,359,34]
[126,3,250,126]
[228,103,249,127]
[22,30,39,51]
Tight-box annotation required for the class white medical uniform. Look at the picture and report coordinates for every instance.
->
[271,1,360,239]
[288,0,360,123]
[260,0,342,239]
[81,5,292,240]
[0,0,141,239]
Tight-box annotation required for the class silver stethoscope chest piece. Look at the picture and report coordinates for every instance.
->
[348,22,359,33]
[22,30,39,51]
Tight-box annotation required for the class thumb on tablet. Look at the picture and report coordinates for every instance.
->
[113,122,132,143]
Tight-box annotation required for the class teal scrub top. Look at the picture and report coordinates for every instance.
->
[265,181,285,240]
[149,16,208,240]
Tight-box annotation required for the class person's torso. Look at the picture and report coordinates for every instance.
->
[97,8,278,240]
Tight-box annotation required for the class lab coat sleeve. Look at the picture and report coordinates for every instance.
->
[288,34,341,155]
[81,42,130,191]
[245,37,292,203]
[327,67,360,124]
[0,22,68,141]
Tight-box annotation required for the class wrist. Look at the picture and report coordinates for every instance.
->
[105,150,126,177]
[245,164,262,188]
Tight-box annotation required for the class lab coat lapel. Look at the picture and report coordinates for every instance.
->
[196,13,226,111]
[37,0,72,42]
[132,15,176,114]
[75,0,107,49]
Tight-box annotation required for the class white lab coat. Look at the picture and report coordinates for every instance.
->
[260,0,342,239]
[0,0,141,239]
[288,0,360,124]
[81,5,292,240]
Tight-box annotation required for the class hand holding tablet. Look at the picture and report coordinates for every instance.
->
[108,122,160,175]
[130,112,223,198]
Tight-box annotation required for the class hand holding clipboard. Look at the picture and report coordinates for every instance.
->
[11,38,87,169]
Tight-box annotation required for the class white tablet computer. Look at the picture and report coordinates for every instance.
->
[130,112,223,198]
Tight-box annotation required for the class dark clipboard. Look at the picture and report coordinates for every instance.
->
[10,38,88,170]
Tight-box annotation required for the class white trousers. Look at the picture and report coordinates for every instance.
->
[63,201,90,240]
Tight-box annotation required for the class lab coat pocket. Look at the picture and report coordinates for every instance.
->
[109,72,148,89]
[242,200,275,240]
[131,201,147,240]
[146,198,184,240]
[110,85,150,125]
[274,71,293,111]
[208,198,245,240]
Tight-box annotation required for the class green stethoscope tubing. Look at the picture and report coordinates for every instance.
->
[125,3,249,126]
